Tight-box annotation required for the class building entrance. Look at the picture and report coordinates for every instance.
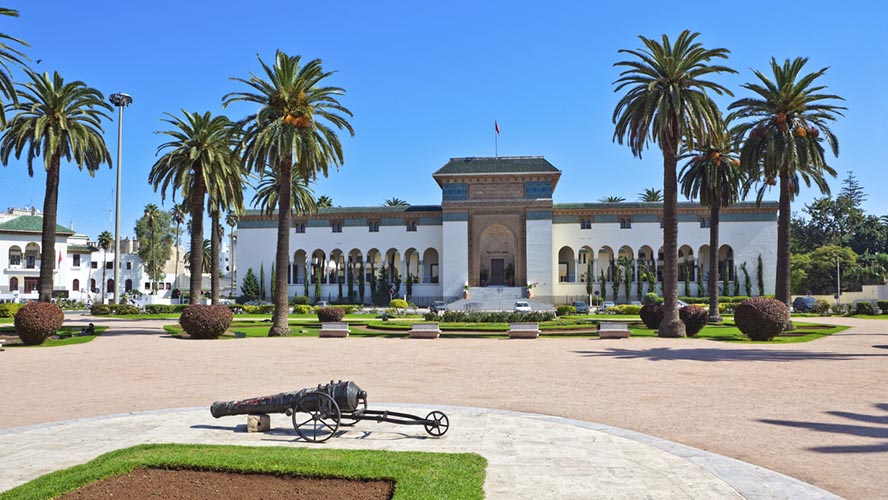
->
[490,258,505,285]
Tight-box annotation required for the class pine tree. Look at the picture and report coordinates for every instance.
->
[757,255,765,297]
[741,262,752,296]
[241,267,259,301]
[314,265,322,303]
[347,263,354,303]
[733,265,740,296]
[270,262,275,300]
[259,263,266,301]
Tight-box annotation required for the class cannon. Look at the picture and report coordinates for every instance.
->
[210,380,449,442]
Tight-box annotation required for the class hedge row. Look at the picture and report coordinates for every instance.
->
[0,302,23,317]
[430,311,555,323]
[145,304,188,314]
[90,303,142,315]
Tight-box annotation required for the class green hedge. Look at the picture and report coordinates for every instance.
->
[609,304,641,315]
[0,303,23,317]
[679,296,752,304]
[556,305,576,316]
[435,310,555,323]
[144,304,188,314]
[242,304,275,314]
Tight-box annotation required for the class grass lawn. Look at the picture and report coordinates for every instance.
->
[0,443,486,500]
[629,321,847,343]
[0,317,13,324]
[1,325,109,347]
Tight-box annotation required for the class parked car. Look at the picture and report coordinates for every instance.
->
[315,301,329,307]
[513,300,532,313]
[792,296,817,313]
[629,300,642,307]
[677,299,688,307]
[571,301,589,314]
[430,300,447,313]
[600,301,616,311]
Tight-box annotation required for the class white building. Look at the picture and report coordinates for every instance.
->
[236,157,778,306]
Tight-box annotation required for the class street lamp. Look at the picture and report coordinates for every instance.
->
[109,92,132,304]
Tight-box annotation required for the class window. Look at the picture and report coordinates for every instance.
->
[659,219,664,229]
[580,218,592,230]
[294,223,305,233]
[126,262,132,270]
[72,279,80,291]
[166,283,171,290]
[106,261,113,270]
[331,222,342,233]
[91,261,98,269]
[700,217,710,228]
[620,217,632,229]
[90,279,96,292]
[26,256,36,269]
[145,282,151,290]
[9,277,18,291]
[369,221,379,232]
[125,279,132,292]
[73,254,81,267]
[406,221,417,232]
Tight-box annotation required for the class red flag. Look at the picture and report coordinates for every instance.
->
[58,250,62,265]
[495,120,500,134]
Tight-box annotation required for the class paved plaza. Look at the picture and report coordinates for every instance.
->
[1,315,886,498]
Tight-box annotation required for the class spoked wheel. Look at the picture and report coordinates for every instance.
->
[292,392,341,442]
[423,411,449,436]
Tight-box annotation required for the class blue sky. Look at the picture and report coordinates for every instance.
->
[1,1,882,243]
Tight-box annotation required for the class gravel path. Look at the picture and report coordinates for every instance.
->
[2,315,886,499]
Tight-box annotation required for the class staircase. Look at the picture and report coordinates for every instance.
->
[447,287,554,312]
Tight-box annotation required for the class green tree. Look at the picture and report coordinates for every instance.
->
[259,262,266,301]
[637,188,663,202]
[598,195,625,203]
[169,203,186,297]
[314,264,322,303]
[757,254,765,297]
[0,70,112,302]
[0,8,27,126]
[250,166,318,216]
[97,230,112,303]
[679,123,745,322]
[729,57,845,308]
[613,30,735,336]
[383,197,409,206]
[225,211,239,298]
[225,51,354,336]
[791,245,856,294]
[182,239,211,274]
[585,258,594,298]
[150,111,240,304]
[317,195,333,208]
[741,262,751,296]
[241,267,259,301]
[207,157,244,304]
[270,262,275,300]
[134,204,174,295]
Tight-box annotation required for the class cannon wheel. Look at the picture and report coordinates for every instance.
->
[423,411,449,436]
[292,392,341,442]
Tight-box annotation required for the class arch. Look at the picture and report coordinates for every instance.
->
[9,277,18,291]
[678,245,695,281]
[293,249,308,284]
[578,245,594,283]
[404,247,420,283]
[384,248,401,285]
[310,250,326,284]
[365,248,382,283]
[25,242,39,269]
[329,249,345,285]
[125,279,133,292]
[698,245,711,284]
[617,245,634,282]
[477,223,518,286]
[107,279,114,294]
[558,246,576,283]
[422,247,440,283]
[72,279,80,292]
[8,245,21,266]
[657,247,665,282]
[718,245,735,282]
[597,246,615,281]
[90,278,97,293]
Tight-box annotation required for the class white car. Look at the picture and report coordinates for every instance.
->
[600,301,616,311]
[513,300,532,313]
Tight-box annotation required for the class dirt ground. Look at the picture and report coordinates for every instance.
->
[2,315,886,499]
[56,468,392,500]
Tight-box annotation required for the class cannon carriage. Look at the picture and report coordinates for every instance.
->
[211,380,449,442]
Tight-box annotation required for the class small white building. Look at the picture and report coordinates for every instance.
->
[236,157,778,306]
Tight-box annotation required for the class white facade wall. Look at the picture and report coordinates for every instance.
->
[441,220,468,300]
[526,219,553,297]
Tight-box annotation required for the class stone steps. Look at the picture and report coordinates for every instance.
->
[447,287,554,312]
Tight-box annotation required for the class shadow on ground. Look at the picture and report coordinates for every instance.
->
[574,347,888,362]
[760,403,888,453]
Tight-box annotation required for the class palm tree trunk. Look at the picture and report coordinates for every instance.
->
[708,203,722,322]
[174,223,180,304]
[659,148,687,337]
[269,155,293,336]
[777,165,794,331]
[210,210,221,304]
[38,158,61,302]
[189,173,206,305]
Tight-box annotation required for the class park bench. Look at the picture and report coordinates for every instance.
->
[0,338,5,351]
[409,323,441,339]
[598,321,631,339]
[509,322,540,339]
[319,322,349,338]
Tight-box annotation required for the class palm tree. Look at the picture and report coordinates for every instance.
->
[97,230,112,304]
[679,122,745,322]
[0,70,112,302]
[143,204,162,295]
[613,30,735,337]
[383,197,409,206]
[598,196,626,203]
[249,167,318,216]
[169,202,186,300]
[150,111,240,305]
[316,195,333,208]
[224,51,354,336]
[206,154,244,304]
[225,211,239,297]
[183,239,212,274]
[728,57,844,308]
[0,8,27,127]
[638,188,663,202]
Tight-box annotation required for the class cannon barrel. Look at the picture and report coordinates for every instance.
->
[211,380,366,418]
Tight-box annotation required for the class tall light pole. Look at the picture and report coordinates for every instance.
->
[109,92,133,304]
[836,254,841,305]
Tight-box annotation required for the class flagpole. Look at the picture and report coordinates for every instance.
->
[495,128,498,158]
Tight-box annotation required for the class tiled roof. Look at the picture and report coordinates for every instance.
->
[67,244,97,253]
[434,156,559,175]
[243,205,442,217]
[553,201,779,210]
[0,215,75,235]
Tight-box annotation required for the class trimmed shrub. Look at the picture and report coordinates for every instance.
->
[831,303,850,315]
[610,304,641,315]
[109,304,141,315]
[317,307,346,322]
[855,301,876,315]
[90,303,111,315]
[680,305,707,336]
[226,304,245,314]
[643,293,662,305]
[438,311,555,323]
[0,302,23,317]
[179,304,233,339]
[14,302,64,345]
[814,299,832,316]
[556,305,576,316]
[878,301,888,313]
[390,299,408,310]
[243,304,274,314]
[639,303,663,329]
[144,304,187,314]
[291,296,311,306]
[734,297,787,341]
[293,304,312,314]
[590,295,603,305]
